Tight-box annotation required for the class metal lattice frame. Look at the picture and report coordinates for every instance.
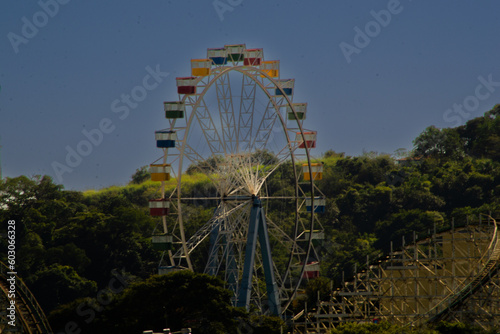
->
[295,217,500,332]
[152,45,325,316]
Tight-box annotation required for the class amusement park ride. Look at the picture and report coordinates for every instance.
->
[144,44,500,332]
[148,44,326,317]
[1,45,499,333]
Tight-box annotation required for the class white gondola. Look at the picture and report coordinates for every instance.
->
[155,130,177,148]
[164,102,185,119]
[306,196,325,213]
[261,60,279,77]
[152,233,173,251]
[225,44,246,62]
[275,79,294,96]
[149,164,171,181]
[244,48,263,66]
[149,199,170,216]
[191,59,212,77]
[287,103,307,120]
[302,162,323,181]
[302,261,320,279]
[295,131,317,148]
[207,47,227,65]
[176,77,197,95]
[303,230,325,240]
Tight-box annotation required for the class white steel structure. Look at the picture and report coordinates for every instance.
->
[149,44,325,316]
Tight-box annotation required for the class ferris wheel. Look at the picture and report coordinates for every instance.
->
[148,44,326,316]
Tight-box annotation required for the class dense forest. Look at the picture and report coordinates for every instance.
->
[1,105,499,333]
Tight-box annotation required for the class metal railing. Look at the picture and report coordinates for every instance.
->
[0,261,53,333]
[425,216,500,324]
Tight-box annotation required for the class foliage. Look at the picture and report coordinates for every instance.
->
[305,276,332,306]
[321,232,381,283]
[2,106,500,331]
[414,105,500,161]
[50,271,247,334]
[0,175,159,314]
[328,321,498,334]
[130,165,150,184]
[186,155,224,175]
[432,321,495,334]
[331,321,427,334]
[31,264,98,312]
[247,314,287,334]
[413,126,465,159]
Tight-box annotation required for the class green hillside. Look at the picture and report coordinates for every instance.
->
[1,105,499,333]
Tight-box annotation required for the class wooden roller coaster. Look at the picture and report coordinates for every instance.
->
[0,261,53,334]
[294,216,500,333]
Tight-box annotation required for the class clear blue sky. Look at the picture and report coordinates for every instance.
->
[1,0,499,190]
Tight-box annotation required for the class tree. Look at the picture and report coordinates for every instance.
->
[130,165,150,184]
[305,277,332,307]
[251,149,279,165]
[330,321,441,333]
[457,106,500,161]
[413,126,464,159]
[31,264,97,312]
[186,155,224,174]
[375,209,444,250]
[393,147,409,159]
[71,271,247,334]
[433,321,491,334]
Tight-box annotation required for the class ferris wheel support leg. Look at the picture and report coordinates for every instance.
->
[225,234,239,305]
[257,202,282,316]
[237,199,260,311]
[237,197,281,316]
[206,219,221,276]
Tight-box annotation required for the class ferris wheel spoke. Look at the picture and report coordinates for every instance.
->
[215,73,238,153]
[224,202,252,244]
[182,144,221,177]
[179,147,222,195]
[251,102,277,151]
[237,73,257,151]
[265,214,301,249]
[175,200,251,260]
[192,98,225,155]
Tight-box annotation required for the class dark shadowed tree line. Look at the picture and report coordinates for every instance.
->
[0,106,499,333]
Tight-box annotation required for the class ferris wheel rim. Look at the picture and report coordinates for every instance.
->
[157,50,319,315]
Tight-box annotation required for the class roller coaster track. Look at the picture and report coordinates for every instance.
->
[0,261,53,333]
[427,217,500,324]
[293,216,500,333]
